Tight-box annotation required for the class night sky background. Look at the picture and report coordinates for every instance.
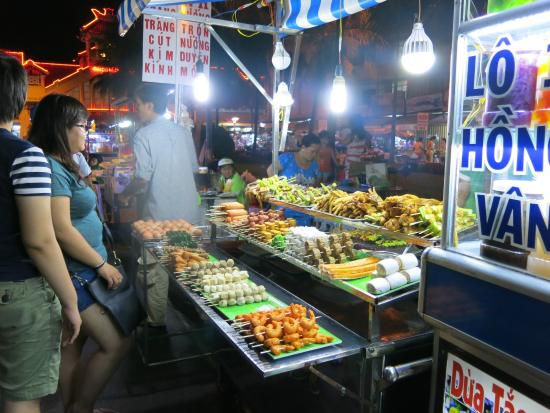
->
[1,0,117,61]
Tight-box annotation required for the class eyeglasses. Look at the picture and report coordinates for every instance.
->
[74,123,89,131]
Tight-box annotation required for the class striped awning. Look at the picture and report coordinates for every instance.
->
[282,0,386,30]
[118,0,207,36]
[118,0,387,36]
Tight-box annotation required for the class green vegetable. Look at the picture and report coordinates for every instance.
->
[271,234,286,250]
[166,231,198,248]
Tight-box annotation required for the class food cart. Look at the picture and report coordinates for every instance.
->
[116,0,449,412]
[419,1,550,411]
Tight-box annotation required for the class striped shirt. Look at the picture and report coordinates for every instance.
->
[346,140,367,163]
[0,128,52,281]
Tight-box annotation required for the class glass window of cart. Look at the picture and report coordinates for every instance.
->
[446,7,550,280]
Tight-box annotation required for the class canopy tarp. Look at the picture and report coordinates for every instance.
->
[282,0,385,30]
[118,0,222,36]
[117,0,386,36]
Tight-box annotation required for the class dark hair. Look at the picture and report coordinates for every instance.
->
[134,84,168,115]
[351,127,371,141]
[28,94,87,177]
[299,133,320,148]
[0,53,27,124]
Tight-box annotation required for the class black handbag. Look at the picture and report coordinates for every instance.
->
[72,265,143,336]
[73,186,145,336]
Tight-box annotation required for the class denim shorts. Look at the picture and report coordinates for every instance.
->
[71,267,98,312]
[0,277,62,401]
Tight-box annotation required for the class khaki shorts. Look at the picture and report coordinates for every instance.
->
[0,277,62,401]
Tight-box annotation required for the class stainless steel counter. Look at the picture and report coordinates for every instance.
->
[148,243,368,378]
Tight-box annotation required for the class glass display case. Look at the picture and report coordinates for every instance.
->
[420,2,550,412]
[444,1,550,280]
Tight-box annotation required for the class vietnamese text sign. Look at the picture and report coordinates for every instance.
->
[142,7,178,83]
[443,353,548,413]
[177,3,211,86]
[460,35,550,255]
[142,4,211,85]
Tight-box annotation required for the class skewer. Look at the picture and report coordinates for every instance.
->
[260,349,272,355]
[250,343,265,348]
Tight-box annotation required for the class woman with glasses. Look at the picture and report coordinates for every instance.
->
[29,94,130,413]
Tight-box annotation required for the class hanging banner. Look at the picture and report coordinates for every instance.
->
[142,6,178,83]
[176,3,211,86]
[141,4,211,85]
[443,353,549,413]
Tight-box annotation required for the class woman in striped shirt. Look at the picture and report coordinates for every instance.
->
[0,53,81,413]
[345,128,372,179]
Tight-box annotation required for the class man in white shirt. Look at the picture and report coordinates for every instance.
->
[121,85,199,223]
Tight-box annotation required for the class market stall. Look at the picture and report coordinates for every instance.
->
[113,0,455,412]
[127,165,477,411]
[419,1,550,411]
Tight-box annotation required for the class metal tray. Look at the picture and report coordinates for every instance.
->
[159,244,367,377]
[218,224,419,307]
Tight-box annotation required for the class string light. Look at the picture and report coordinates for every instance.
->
[275,82,294,107]
[330,65,347,114]
[193,59,210,103]
[193,24,210,103]
[329,0,347,114]
[401,0,435,75]
[272,41,291,70]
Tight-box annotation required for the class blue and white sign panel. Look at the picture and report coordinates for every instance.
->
[282,0,386,31]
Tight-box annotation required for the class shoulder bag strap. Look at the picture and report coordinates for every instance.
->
[94,184,121,266]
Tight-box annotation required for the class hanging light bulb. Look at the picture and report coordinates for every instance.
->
[193,58,210,102]
[330,65,347,114]
[271,41,291,71]
[275,82,294,107]
[401,21,435,74]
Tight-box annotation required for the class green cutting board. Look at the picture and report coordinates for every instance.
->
[211,293,343,360]
[214,293,287,319]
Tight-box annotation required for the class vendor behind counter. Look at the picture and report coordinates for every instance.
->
[266,134,321,225]
[217,157,246,204]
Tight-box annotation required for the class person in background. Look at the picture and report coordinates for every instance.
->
[317,130,336,183]
[426,135,437,163]
[73,151,92,183]
[335,144,347,182]
[345,128,371,180]
[266,133,321,185]
[29,94,129,413]
[0,53,81,413]
[120,84,199,222]
[413,137,424,159]
[217,158,246,204]
[438,137,447,164]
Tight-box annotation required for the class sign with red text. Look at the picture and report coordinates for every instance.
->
[443,354,548,413]
[142,6,178,83]
[176,3,211,86]
[142,4,210,85]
